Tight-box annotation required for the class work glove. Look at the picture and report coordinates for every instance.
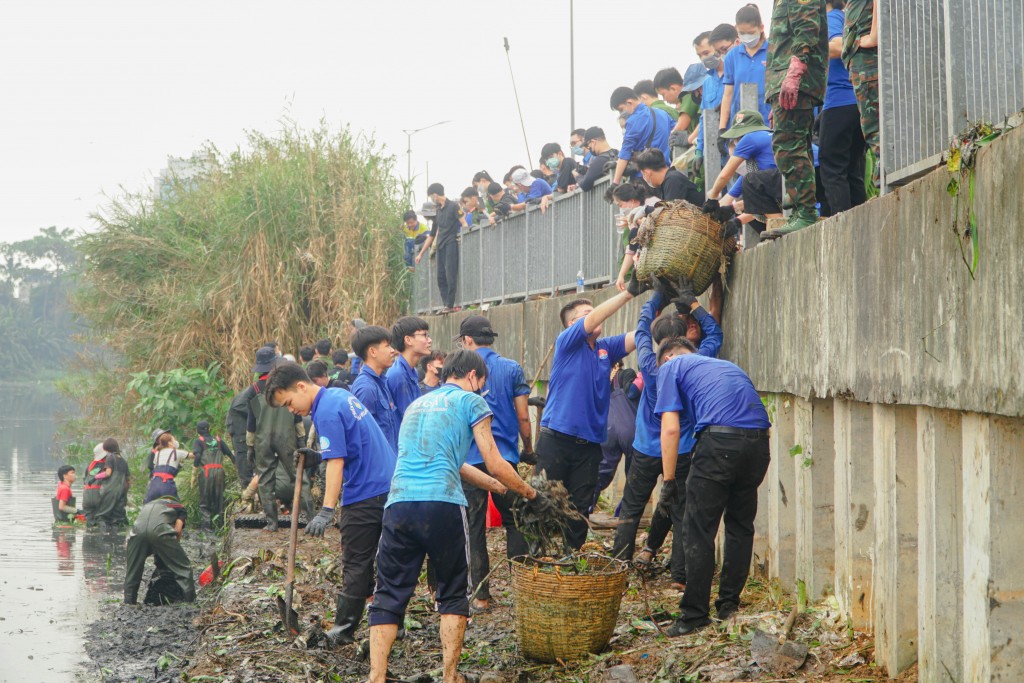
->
[656,479,680,519]
[626,272,649,297]
[653,276,679,301]
[713,204,736,223]
[240,484,256,503]
[294,447,322,471]
[780,56,808,110]
[701,198,720,215]
[64,505,79,515]
[717,129,730,159]
[673,282,698,313]
[519,448,537,466]
[190,469,199,487]
[669,130,690,149]
[304,506,335,537]
[686,149,704,176]
[722,217,743,241]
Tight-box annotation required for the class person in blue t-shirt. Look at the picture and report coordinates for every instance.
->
[350,326,400,453]
[385,316,432,422]
[367,350,545,683]
[509,167,553,214]
[655,345,771,637]
[609,86,673,184]
[265,362,397,647]
[818,0,867,214]
[537,290,637,550]
[615,287,723,587]
[719,4,771,132]
[456,316,534,612]
[693,25,738,159]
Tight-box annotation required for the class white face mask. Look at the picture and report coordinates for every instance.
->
[739,32,760,46]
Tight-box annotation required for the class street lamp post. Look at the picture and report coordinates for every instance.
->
[402,120,451,203]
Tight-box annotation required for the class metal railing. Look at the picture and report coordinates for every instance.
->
[413,178,619,313]
[880,0,1024,185]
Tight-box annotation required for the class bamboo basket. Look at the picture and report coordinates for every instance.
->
[510,555,629,662]
[634,200,733,295]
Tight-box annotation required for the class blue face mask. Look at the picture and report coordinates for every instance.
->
[545,157,561,170]
[571,146,585,156]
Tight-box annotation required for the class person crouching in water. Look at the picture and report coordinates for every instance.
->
[368,350,552,683]
[124,495,195,605]
[145,431,192,504]
[53,465,79,523]
[265,361,397,647]
[192,420,234,530]
[82,442,108,526]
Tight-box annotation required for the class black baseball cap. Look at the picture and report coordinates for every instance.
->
[583,126,606,143]
[454,315,498,341]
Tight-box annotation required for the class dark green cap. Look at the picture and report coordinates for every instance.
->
[721,109,771,139]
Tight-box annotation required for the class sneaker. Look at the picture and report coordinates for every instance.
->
[664,617,711,637]
[762,209,817,240]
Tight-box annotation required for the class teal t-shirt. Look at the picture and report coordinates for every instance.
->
[387,384,492,507]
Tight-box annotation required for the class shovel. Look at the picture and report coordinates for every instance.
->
[276,449,304,636]
[750,602,808,675]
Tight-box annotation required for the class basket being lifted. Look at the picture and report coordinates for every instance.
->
[633,200,735,295]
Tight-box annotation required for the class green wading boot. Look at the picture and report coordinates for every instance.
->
[761,208,818,240]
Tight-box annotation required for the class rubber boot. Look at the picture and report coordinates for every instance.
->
[325,594,365,646]
[262,496,279,532]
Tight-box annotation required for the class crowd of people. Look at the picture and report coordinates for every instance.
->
[47,2,886,678]
[407,1,880,313]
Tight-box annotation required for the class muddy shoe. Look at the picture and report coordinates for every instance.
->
[263,517,279,532]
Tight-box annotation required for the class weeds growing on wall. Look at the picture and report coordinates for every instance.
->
[76,120,408,391]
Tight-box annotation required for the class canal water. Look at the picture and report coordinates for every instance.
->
[0,382,124,683]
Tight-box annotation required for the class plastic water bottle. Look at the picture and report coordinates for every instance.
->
[576,270,585,293]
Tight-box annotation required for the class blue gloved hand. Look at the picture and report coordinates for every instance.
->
[305,506,335,537]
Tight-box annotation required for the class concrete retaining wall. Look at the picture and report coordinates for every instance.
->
[421,126,1024,680]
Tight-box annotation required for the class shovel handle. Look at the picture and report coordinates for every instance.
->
[285,451,305,587]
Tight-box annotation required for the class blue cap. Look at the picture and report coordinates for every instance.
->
[682,63,706,92]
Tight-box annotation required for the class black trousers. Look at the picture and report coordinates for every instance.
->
[436,240,460,308]
[611,455,662,560]
[640,453,691,584]
[463,463,528,600]
[338,493,386,599]
[536,428,602,550]
[818,103,867,215]
[680,431,770,624]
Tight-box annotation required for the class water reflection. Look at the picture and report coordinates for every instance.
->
[0,382,120,680]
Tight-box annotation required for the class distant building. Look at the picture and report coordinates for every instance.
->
[154,154,217,200]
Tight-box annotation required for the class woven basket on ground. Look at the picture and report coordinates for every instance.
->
[510,554,629,663]
[634,200,734,295]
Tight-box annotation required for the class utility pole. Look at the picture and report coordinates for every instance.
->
[402,120,451,204]
[569,0,575,132]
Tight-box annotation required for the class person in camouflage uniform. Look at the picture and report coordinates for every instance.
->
[763,0,829,238]
[843,0,880,188]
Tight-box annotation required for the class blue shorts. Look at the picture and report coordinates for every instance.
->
[368,501,470,625]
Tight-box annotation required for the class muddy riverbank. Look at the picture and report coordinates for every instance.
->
[174,519,915,683]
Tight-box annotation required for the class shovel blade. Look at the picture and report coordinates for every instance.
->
[277,591,300,636]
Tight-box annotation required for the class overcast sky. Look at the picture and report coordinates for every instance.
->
[0,0,760,243]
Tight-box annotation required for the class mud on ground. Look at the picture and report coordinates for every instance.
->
[181,521,918,683]
[79,530,220,683]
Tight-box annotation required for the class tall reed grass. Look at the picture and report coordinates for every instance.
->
[77,122,407,389]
